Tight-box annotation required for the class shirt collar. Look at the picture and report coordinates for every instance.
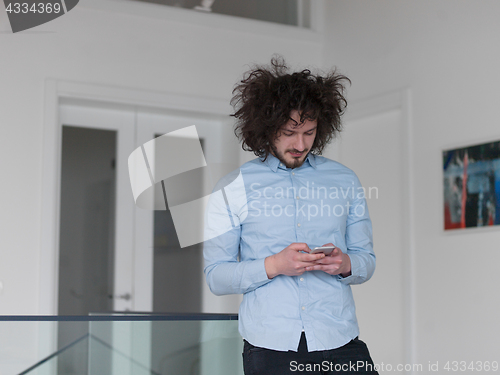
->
[261,153,317,172]
[307,153,317,169]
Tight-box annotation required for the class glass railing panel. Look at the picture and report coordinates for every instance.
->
[0,321,54,375]
[21,334,88,375]
[55,320,90,375]
[1,314,242,375]
[0,319,89,375]
[89,314,243,375]
[199,320,243,375]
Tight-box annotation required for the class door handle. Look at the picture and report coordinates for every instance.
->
[109,293,131,301]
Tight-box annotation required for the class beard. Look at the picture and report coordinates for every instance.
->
[270,144,310,169]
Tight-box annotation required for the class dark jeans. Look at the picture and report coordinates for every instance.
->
[242,332,379,375]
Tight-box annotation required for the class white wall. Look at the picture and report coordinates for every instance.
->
[0,0,323,316]
[324,0,500,371]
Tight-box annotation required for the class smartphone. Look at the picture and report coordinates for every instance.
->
[310,246,335,255]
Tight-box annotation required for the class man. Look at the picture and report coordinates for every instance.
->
[203,57,378,374]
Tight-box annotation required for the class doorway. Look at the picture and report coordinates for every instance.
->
[57,102,238,315]
[338,109,406,368]
[57,101,136,314]
[324,90,413,369]
[58,125,117,316]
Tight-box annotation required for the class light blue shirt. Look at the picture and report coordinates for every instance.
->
[203,153,375,352]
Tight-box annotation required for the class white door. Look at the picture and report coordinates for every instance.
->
[58,102,136,313]
[134,109,237,313]
[324,93,411,372]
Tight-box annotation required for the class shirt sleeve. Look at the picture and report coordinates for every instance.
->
[338,174,376,285]
[203,172,271,296]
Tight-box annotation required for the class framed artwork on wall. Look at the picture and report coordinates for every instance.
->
[443,140,500,230]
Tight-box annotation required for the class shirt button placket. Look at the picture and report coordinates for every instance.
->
[298,274,309,333]
[292,170,303,242]
[290,169,300,241]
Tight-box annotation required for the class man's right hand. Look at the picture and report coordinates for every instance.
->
[264,243,325,279]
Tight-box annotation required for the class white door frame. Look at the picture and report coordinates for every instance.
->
[341,89,416,370]
[40,80,233,315]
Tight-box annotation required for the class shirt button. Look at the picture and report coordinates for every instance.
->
[296,196,300,199]
[300,277,304,281]
[280,163,283,167]
[297,223,301,227]
[301,306,305,310]
[292,172,295,175]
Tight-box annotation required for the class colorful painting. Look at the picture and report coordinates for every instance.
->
[443,140,500,230]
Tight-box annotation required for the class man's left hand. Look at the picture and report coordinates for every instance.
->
[304,243,352,277]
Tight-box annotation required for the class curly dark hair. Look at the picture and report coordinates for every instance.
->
[231,56,350,159]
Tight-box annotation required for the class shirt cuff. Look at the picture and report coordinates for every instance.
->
[237,257,272,292]
[254,257,272,282]
[338,254,365,284]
